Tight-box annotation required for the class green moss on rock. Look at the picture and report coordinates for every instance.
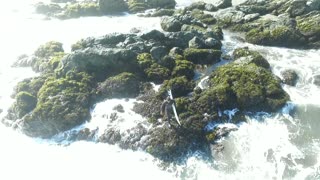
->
[98,72,140,99]
[172,60,195,80]
[20,72,95,138]
[158,76,195,98]
[245,26,306,47]
[207,63,289,111]
[233,48,270,69]
[9,92,37,119]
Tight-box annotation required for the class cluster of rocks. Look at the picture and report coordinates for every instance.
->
[35,0,177,19]
[4,1,294,162]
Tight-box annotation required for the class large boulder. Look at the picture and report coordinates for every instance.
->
[160,16,183,32]
[57,2,101,19]
[245,25,306,48]
[232,47,270,69]
[59,48,138,81]
[98,72,140,99]
[297,11,320,46]
[183,48,221,65]
[192,52,289,113]
[18,72,95,138]
[98,0,128,14]
[7,92,37,120]
[158,76,196,98]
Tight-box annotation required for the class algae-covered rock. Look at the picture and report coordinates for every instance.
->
[233,47,270,69]
[184,48,221,65]
[145,63,171,83]
[204,63,289,112]
[160,16,183,32]
[19,72,95,138]
[98,0,128,14]
[8,92,37,120]
[128,0,176,13]
[245,26,306,48]
[58,2,100,19]
[98,72,140,99]
[297,11,320,45]
[34,41,64,58]
[158,76,195,98]
[172,60,195,80]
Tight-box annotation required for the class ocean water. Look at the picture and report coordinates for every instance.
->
[0,1,319,179]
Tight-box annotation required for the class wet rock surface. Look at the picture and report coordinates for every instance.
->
[5,1,294,162]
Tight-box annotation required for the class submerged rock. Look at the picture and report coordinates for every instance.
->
[281,69,299,86]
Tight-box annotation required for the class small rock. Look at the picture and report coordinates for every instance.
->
[313,74,320,86]
[113,104,125,113]
[189,37,206,49]
[160,16,182,32]
[281,69,298,86]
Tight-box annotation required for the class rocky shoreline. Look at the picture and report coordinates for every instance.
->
[4,0,320,162]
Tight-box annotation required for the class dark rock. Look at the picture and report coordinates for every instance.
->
[281,69,299,86]
[7,92,37,120]
[204,37,222,49]
[136,53,171,83]
[119,123,148,150]
[160,16,183,32]
[205,124,238,143]
[313,74,320,86]
[211,0,232,9]
[307,0,320,11]
[205,3,219,12]
[71,128,98,141]
[172,60,195,80]
[147,9,175,17]
[297,11,320,44]
[150,46,168,61]
[128,0,176,13]
[98,128,121,144]
[98,0,128,14]
[98,72,140,99]
[186,2,207,11]
[17,72,95,138]
[183,48,222,65]
[113,104,125,113]
[140,30,165,41]
[215,8,245,27]
[188,36,206,49]
[245,25,306,48]
[59,47,138,81]
[133,88,163,119]
[158,76,196,98]
[233,47,271,69]
[200,62,289,112]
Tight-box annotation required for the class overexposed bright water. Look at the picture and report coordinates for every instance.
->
[0,1,320,180]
